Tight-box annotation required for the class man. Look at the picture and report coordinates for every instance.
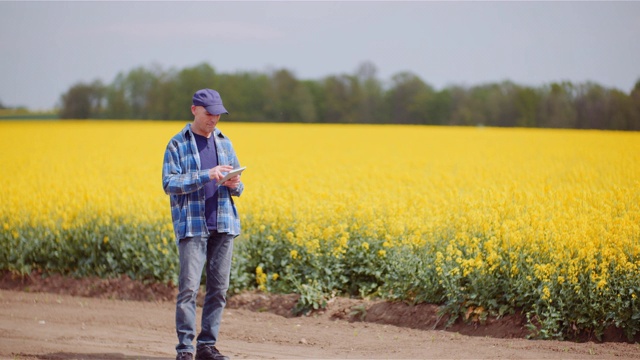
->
[162,89,244,360]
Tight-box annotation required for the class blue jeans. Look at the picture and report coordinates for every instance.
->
[175,232,234,354]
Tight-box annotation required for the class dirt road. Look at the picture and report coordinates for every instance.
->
[2,288,640,360]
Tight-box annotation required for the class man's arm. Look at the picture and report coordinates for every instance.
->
[162,141,234,195]
[162,142,210,195]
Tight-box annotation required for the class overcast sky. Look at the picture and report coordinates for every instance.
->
[1,1,639,110]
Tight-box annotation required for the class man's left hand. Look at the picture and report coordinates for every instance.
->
[223,175,241,189]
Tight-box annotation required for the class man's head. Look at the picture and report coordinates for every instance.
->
[191,89,228,136]
[192,89,228,116]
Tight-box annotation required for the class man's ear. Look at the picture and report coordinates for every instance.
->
[191,105,197,116]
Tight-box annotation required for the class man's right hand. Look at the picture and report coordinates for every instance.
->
[208,165,234,183]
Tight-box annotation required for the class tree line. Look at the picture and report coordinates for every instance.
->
[59,62,640,130]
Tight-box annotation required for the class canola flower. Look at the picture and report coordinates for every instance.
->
[0,121,180,281]
[1,120,639,339]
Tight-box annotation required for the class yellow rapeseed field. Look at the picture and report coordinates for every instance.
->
[1,120,639,338]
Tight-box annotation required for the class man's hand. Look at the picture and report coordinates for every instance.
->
[222,175,241,190]
[208,165,233,183]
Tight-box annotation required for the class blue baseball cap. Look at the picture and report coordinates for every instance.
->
[192,89,229,115]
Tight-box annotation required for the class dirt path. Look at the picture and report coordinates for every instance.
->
[2,288,640,360]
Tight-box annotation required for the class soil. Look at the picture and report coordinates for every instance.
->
[1,272,639,360]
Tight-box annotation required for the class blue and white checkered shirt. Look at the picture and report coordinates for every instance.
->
[162,124,244,243]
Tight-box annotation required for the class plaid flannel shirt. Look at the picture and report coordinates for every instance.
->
[162,124,244,243]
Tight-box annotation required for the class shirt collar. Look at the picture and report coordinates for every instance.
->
[181,124,222,139]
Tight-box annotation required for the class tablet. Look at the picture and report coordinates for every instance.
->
[216,166,246,185]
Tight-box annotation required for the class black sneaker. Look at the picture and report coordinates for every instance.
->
[195,344,230,360]
[176,352,193,360]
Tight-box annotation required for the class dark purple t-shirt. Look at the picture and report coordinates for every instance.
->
[193,133,219,230]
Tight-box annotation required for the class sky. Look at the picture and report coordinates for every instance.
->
[1,1,639,111]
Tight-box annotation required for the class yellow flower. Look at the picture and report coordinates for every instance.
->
[2,120,640,315]
[542,286,552,302]
[255,266,267,290]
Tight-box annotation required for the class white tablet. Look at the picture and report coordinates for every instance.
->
[216,166,246,185]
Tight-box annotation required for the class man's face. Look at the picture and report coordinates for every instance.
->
[191,105,221,136]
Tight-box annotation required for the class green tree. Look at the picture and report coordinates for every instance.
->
[263,69,316,123]
[303,80,327,123]
[514,86,541,128]
[104,74,130,119]
[59,80,105,119]
[54,61,639,130]
[450,82,520,128]
[168,63,218,120]
[217,71,270,122]
[155,79,181,120]
[464,84,494,126]
[354,62,385,124]
[627,79,640,130]
[493,82,519,127]
[127,66,161,119]
[105,66,161,119]
[425,89,454,126]
[322,75,358,123]
[448,86,474,126]
[574,82,609,130]
[539,82,577,129]
[386,71,434,124]
[607,89,634,130]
